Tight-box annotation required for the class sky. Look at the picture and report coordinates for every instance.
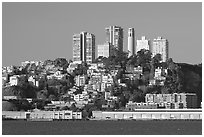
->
[2,2,202,66]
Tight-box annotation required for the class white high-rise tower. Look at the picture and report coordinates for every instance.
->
[128,28,135,57]
[72,32,95,64]
[152,37,169,62]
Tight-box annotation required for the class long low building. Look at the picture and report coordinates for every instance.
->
[92,109,202,120]
[2,110,82,120]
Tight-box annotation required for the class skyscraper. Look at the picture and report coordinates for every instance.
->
[105,26,123,52]
[136,36,150,54]
[73,33,82,62]
[128,28,135,57]
[152,37,169,62]
[86,33,95,64]
[72,32,95,63]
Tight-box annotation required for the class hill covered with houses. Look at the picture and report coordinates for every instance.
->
[2,49,202,117]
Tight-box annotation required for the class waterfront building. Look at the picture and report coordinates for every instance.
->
[73,32,95,63]
[151,37,169,62]
[126,101,158,110]
[105,26,123,52]
[145,93,197,108]
[127,28,135,57]
[136,36,150,54]
[92,109,202,120]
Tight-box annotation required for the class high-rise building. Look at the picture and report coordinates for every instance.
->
[86,33,95,64]
[97,43,112,58]
[73,33,82,62]
[152,37,169,62]
[105,26,123,52]
[136,36,150,54]
[72,32,95,63]
[128,28,135,57]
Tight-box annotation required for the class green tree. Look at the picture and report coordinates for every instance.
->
[152,53,162,68]
[54,58,69,70]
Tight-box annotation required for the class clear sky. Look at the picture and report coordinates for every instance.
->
[2,2,202,66]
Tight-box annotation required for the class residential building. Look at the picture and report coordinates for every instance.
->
[151,37,169,62]
[136,36,150,54]
[9,75,20,86]
[21,61,43,67]
[105,91,111,100]
[86,33,96,63]
[75,75,87,87]
[105,26,123,52]
[74,94,84,102]
[128,28,135,57]
[97,43,112,58]
[67,62,80,74]
[73,32,95,63]
[28,76,39,87]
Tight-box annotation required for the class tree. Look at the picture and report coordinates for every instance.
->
[70,103,77,111]
[136,49,152,67]
[37,90,48,100]
[152,53,162,68]
[48,94,57,101]
[43,59,54,66]
[129,89,145,103]
[54,58,69,70]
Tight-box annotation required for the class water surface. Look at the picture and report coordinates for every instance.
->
[2,120,202,135]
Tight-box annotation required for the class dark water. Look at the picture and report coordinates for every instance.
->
[2,120,202,135]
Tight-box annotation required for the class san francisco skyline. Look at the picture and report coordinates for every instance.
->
[2,2,202,66]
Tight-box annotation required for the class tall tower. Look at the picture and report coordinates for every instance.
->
[86,33,95,64]
[73,33,82,62]
[72,32,95,63]
[105,26,123,52]
[152,37,169,62]
[128,28,135,57]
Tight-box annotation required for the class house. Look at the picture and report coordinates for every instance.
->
[74,94,84,102]
[67,62,81,73]
[9,75,20,86]
[75,75,87,86]
[28,76,39,87]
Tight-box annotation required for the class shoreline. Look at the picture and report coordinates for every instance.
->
[2,118,202,122]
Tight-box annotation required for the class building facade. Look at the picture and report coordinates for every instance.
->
[92,110,202,120]
[151,37,169,62]
[128,28,135,57]
[105,26,123,52]
[145,93,197,109]
[136,36,150,54]
[97,43,112,58]
[86,33,96,63]
[73,32,95,63]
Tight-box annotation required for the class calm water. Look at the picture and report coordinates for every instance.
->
[2,120,202,135]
